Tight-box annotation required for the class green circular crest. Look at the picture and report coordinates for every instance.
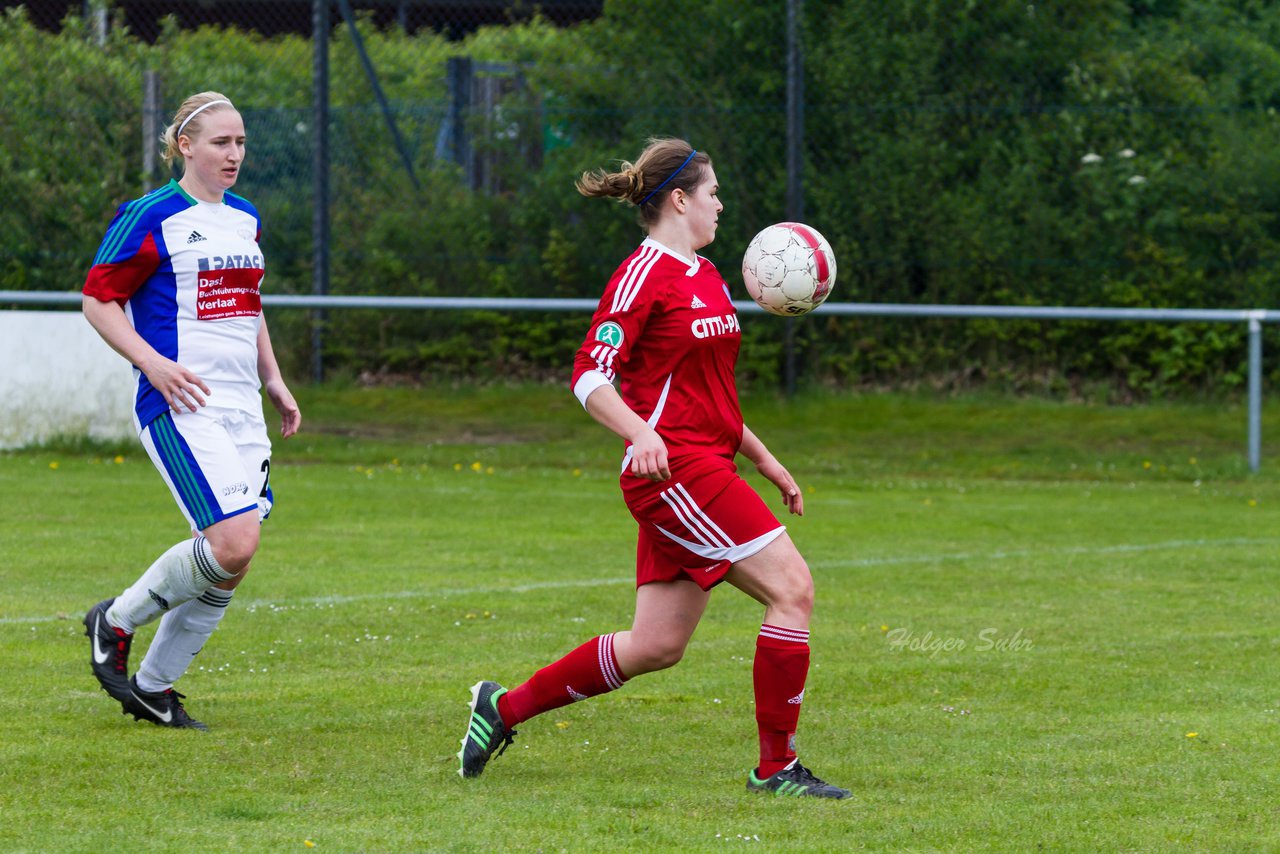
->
[595,321,624,348]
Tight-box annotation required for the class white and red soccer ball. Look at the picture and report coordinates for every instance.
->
[741,222,837,316]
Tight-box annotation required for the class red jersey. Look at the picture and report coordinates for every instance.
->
[571,238,744,463]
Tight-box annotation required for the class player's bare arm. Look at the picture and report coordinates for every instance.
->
[740,424,803,516]
[256,318,301,439]
[584,383,670,481]
[82,295,210,413]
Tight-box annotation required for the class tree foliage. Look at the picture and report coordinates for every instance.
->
[3,1,1279,395]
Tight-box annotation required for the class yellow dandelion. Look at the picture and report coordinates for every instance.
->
[465,613,475,620]
[1188,457,1197,465]
[1143,461,1152,469]
[1185,732,1198,738]
[453,463,462,471]
[304,841,316,849]
[555,721,570,730]
[572,468,582,477]
[470,461,483,472]
[880,625,889,632]
[1248,499,1258,507]
[48,461,59,470]
[113,455,124,464]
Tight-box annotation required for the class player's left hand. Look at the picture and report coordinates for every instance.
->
[756,457,804,516]
[265,380,301,439]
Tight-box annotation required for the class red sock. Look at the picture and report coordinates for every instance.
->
[754,624,810,778]
[498,633,628,727]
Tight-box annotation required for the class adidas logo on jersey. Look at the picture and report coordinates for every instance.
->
[187,230,207,244]
[690,294,707,309]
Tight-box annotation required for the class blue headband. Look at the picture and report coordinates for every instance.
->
[639,150,698,206]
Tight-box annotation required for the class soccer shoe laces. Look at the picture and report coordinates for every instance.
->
[111,631,132,674]
[788,762,826,787]
[166,690,194,721]
[492,726,518,758]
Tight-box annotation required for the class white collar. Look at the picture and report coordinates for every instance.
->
[642,237,700,275]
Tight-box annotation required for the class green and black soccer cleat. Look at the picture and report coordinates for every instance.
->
[458,680,517,778]
[747,760,851,799]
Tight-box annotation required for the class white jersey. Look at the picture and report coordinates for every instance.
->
[83,179,266,429]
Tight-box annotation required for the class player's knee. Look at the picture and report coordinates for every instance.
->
[629,638,687,674]
[792,569,815,615]
[206,523,259,575]
[771,560,814,619]
[213,541,256,576]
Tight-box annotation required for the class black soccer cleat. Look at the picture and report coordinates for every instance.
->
[747,760,851,799]
[458,680,517,778]
[84,598,133,702]
[124,675,209,731]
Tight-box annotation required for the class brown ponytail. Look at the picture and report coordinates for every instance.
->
[577,138,711,228]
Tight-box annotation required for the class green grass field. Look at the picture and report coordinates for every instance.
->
[2,386,1278,852]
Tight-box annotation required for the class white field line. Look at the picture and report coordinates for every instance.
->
[0,577,633,626]
[4,535,1278,626]
[247,577,632,609]
[811,535,1280,569]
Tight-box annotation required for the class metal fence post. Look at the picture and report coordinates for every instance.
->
[783,0,804,397]
[1248,311,1264,472]
[446,56,475,187]
[141,71,162,193]
[312,0,330,384]
[86,0,107,46]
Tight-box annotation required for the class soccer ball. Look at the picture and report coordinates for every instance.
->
[741,222,837,316]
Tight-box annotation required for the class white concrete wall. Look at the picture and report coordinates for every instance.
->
[0,311,136,448]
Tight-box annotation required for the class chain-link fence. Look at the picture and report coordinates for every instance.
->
[3,1,1280,395]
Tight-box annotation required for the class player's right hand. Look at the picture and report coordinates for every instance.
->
[628,428,670,481]
[146,358,211,413]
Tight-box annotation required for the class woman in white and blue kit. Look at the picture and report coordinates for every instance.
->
[81,91,301,730]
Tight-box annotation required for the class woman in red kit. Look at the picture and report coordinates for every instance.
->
[458,138,848,799]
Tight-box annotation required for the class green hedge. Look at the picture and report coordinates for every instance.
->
[4,1,1280,397]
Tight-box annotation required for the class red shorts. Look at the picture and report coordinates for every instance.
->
[621,453,786,590]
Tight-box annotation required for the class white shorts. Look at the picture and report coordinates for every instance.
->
[140,405,273,532]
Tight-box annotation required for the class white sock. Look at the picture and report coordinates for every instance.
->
[135,587,235,694]
[107,536,234,634]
